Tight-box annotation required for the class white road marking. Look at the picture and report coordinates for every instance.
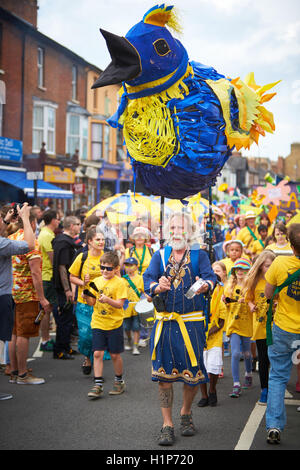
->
[235,403,266,450]
[235,391,300,450]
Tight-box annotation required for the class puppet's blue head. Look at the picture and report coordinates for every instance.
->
[92,4,188,89]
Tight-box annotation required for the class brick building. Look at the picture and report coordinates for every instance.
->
[0,0,132,210]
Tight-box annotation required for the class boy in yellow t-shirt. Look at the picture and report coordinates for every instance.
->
[84,251,127,399]
[122,257,144,355]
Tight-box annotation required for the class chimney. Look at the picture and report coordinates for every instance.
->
[0,0,38,28]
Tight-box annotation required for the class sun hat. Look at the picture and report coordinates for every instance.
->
[245,211,256,220]
[222,239,244,253]
[131,226,151,240]
[232,258,251,270]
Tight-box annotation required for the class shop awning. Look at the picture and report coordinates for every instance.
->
[0,168,73,199]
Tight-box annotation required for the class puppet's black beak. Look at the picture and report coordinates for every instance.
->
[91,29,141,88]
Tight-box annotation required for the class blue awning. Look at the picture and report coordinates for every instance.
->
[0,168,73,199]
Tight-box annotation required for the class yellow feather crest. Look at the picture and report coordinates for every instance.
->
[143,4,183,34]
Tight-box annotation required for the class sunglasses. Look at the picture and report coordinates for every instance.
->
[100,265,114,271]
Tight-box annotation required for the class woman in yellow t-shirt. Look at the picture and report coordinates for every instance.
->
[224,258,252,398]
[243,250,276,404]
[266,222,293,256]
[69,226,105,374]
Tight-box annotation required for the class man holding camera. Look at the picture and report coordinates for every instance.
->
[8,208,52,385]
[143,212,216,446]
[0,204,35,399]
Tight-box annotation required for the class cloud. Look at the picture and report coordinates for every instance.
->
[36,0,300,160]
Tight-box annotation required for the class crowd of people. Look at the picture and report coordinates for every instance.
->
[0,199,299,448]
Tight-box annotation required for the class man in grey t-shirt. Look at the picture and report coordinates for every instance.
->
[0,203,35,400]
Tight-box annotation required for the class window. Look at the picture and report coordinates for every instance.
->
[91,122,110,161]
[37,47,44,88]
[91,122,103,161]
[32,103,56,154]
[72,65,77,101]
[93,76,98,109]
[66,113,88,160]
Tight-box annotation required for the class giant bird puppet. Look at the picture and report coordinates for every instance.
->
[92,4,279,200]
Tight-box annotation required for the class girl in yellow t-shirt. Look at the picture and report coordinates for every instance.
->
[224,258,252,398]
[243,250,276,404]
[69,227,104,374]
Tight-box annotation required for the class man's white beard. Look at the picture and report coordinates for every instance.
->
[169,236,187,250]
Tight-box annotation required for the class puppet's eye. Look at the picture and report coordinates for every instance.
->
[153,39,170,56]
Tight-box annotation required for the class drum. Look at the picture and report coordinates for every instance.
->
[134,298,155,328]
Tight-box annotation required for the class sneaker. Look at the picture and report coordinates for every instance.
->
[9,374,17,384]
[296,381,300,393]
[109,380,125,395]
[158,426,175,446]
[68,348,78,355]
[40,340,54,352]
[82,359,92,375]
[180,413,196,436]
[197,397,209,407]
[242,375,253,389]
[138,338,148,347]
[17,373,45,385]
[88,384,103,399]
[124,340,132,351]
[0,392,13,400]
[132,345,140,355]
[53,351,75,360]
[208,392,218,407]
[230,385,241,398]
[267,428,281,445]
[258,388,268,405]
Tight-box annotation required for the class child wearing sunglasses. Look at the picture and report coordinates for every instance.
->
[84,251,127,399]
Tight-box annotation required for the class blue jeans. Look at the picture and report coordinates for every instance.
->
[230,333,252,383]
[266,323,300,431]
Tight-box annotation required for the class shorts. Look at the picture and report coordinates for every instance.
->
[0,295,14,341]
[123,315,140,332]
[13,301,40,338]
[203,347,223,375]
[92,325,124,354]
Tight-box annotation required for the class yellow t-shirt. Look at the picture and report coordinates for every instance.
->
[69,251,103,304]
[265,255,300,334]
[125,245,152,274]
[237,225,260,254]
[123,273,144,318]
[251,239,265,257]
[224,284,253,337]
[248,278,269,340]
[266,242,293,256]
[206,298,227,350]
[89,275,127,331]
[38,226,55,281]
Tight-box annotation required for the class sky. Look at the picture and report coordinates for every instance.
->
[37,0,300,162]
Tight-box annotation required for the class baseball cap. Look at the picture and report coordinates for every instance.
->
[124,257,138,266]
[232,258,251,270]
